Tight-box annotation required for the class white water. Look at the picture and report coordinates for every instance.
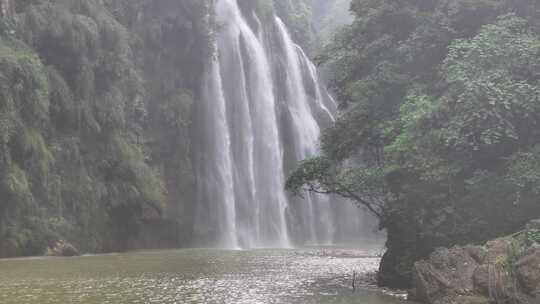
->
[197,58,239,248]
[194,0,379,248]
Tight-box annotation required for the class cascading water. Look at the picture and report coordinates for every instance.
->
[193,0,379,248]
[274,16,335,245]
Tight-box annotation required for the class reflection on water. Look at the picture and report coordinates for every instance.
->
[0,248,408,304]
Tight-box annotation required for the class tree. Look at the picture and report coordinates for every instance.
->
[286,156,385,218]
[288,0,540,288]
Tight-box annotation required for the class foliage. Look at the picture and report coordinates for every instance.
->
[507,145,540,195]
[442,15,540,157]
[286,156,384,217]
[159,90,193,130]
[109,133,166,212]
[0,0,209,257]
[526,229,540,244]
[288,0,540,288]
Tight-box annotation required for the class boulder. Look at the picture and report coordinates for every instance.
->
[472,238,516,300]
[472,264,490,295]
[472,263,524,302]
[464,245,487,264]
[409,226,540,304]
[413,246,479,303]
[46,240,80,257]
[473,240,537,304]
[484,238,512,263]
[516,246,540,295]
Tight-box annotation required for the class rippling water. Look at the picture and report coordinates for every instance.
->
[0,248,409,304]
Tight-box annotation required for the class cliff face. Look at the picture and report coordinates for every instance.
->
[0,0,212,257]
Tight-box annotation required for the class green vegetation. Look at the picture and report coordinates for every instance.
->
[526,229,540,243]
[287,0,540,288]
[0,0,212,257]
[2,2,537,299]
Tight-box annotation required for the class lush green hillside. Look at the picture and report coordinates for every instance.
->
[288,0,540,288]
[0,0,213,257]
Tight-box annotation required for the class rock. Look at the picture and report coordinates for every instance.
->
[413,246,479,304]
[464,245,487,264]
[422,295,491,304]
[409,225,540,304]
[472,263,521,302]
[46,240,80,257]
[516,247,540,295]
[472,264,490,295]
[472,241,538,304]
[378,247,415,288]
[484,238,512,263]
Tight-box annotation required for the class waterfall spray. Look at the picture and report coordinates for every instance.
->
[193,0,374,248]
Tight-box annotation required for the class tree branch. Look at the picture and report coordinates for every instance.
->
[303,181,382,219]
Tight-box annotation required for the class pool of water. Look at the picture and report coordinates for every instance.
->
[0,248,409,304]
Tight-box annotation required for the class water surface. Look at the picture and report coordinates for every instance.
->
[0,248,408,304]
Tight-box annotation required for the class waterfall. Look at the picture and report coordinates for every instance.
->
[194,54,238,248]
[193,0,377,248]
